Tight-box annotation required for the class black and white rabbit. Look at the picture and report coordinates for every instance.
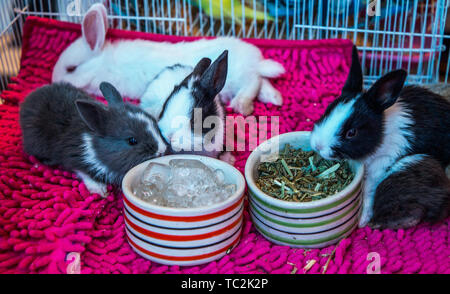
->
[140,63,194,118]
[151,51,229,161]
[310,46,450,229]
[20,82,168,196]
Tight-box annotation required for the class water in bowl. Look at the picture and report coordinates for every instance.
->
[133,159,236,208]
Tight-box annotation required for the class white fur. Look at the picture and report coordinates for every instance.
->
[76,170,107,197]
[79,133,112,197]
[359,102,414,227]
[258,59,286,78]
[158,86,194,142]
[81,133,116,182]
[310,98,357,160]
[157,78,225,156]
[52,4,285,115]
[386,154,426,177]
[359,154,426,221]
[140,65,193,118]
[258,78,283,105]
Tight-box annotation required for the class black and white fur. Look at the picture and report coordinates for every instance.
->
[148,51,228,160]
[140,63,194,118]
[20,82,168,196]
[310,45,450,229]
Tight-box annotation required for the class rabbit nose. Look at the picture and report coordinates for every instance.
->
[156,145,172,157]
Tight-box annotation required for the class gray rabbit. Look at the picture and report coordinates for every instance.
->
[20,82,168,196]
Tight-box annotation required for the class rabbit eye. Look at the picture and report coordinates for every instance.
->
[66,66,77,73]
[345,128,357,139]
[128,137,138,146]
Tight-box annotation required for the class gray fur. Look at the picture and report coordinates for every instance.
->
[20,82,167,185]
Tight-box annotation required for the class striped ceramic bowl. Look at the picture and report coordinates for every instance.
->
[245,131,364,248]
[122,154,245,266]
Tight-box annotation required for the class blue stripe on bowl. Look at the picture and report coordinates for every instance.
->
[124,204,244,231]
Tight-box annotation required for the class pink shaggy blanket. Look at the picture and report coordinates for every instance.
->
[0,17,448,274]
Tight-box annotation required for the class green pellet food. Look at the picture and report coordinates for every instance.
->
[255,144,355,202]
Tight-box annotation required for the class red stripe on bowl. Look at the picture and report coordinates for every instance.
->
[123,194,244,222]
[127,232,241,262]
[124,212,243,242]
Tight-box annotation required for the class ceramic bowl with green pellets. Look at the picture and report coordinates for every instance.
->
[245,131,364,248]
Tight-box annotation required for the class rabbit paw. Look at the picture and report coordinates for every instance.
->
[368,216,421,230]
[369,206,424,230]
[258,79,283,106]
[219,152,236,166]
[259,89,283,106]
[358,208,373,228]
[85,181,108,198]
[230,97,254,116]
[77,171,108,198]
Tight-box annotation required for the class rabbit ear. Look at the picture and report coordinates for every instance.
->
[364,69,407,112]
[192,58,212,78]
[99,82,123,105]
[98,4,108,32]
[342,45,363,97]
[75,100,109,134]
[82,4,108,52]
[199,50,228,97]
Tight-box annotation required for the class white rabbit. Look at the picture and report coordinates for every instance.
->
[52,3,285,115]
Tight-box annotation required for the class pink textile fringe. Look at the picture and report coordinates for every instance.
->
[0,17,448,274]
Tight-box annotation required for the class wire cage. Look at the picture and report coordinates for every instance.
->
[0,0,449,92]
